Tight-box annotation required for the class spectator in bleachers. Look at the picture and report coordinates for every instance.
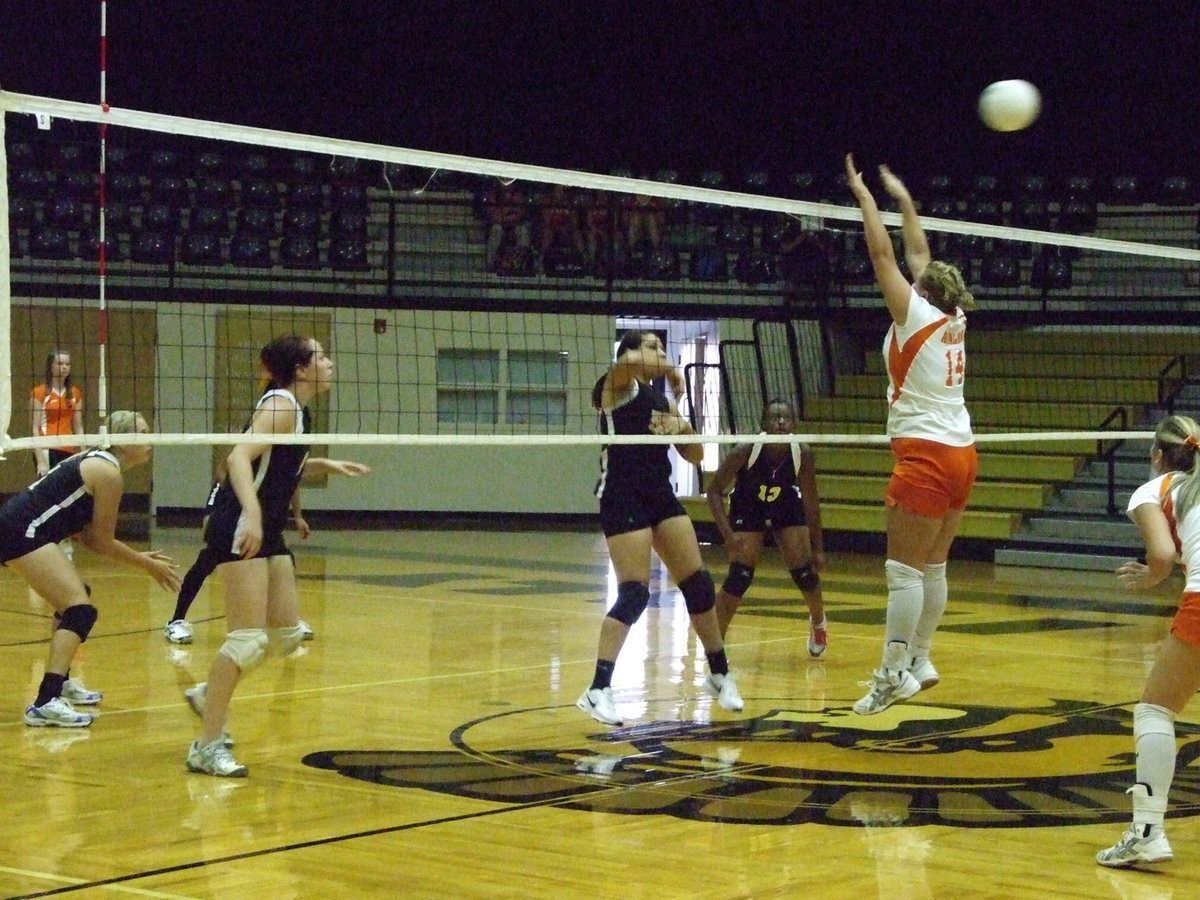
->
[623,185,666,254]
[584,189,622,275]
[537,184,586,272]
[482,179,531,272]
[777,215,833,305]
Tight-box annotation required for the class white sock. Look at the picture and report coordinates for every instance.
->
[913,562,947,653]
[1133,702,1176,828]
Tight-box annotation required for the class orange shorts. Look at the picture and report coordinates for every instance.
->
[1171,592,1200,647]
[886,438,978,519]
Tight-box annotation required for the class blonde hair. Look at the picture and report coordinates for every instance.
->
[918,260,976,312]
[1155,414,1200,523]
[106,410,143,435]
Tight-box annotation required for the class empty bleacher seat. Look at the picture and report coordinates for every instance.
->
[190,205,230,234]
[29,225,72,259]
[329,236,369,271]
[236,206,276,237]
[180,231,224,265]
[229,232,272,267]
[142,201,182,234]
[1031,249,1072,289]
[80,231,125,263]
[280,234,321,268]
[980,252,1021,287]
[131,230,174,264]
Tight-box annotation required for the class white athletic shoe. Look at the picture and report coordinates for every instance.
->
[704,672,744,712]
[185,683,207,717]
[852,668,921,715]
[186,739,248,778]
[908,656,940,689]
[25,696,94,728]
[576,687,623,726]
[299,619,315,640]
[164,619,194,644]
[62,677,102,706]
[1096,824,1173,867]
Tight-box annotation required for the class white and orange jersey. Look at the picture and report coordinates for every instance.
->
[1128,471,1200,592]
[883,288,973,446]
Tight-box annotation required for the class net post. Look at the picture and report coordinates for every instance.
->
[0,93,11,457]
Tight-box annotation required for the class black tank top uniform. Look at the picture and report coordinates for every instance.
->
[0,449,118,563]
[205,389,311,560]
[594,378,686,536]
[728,442,807,531]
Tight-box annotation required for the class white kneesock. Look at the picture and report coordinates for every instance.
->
[883,560,924,671]
[1133,702,1176,827]
[912,562,948,657]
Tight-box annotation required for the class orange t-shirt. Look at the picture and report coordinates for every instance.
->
[31,384,83,452]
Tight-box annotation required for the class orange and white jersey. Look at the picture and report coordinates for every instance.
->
[1128,471,1200,592]
[31,384,82,451]
[883,288,973,446]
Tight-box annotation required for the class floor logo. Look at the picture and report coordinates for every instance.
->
[304,698,1200,827]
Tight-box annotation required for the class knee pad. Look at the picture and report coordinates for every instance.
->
[267,624,305,658]
[608,581,649,626]
[790,564,820,593]
[57,604,98,642]
[885,559,924,592]
[219,628,269,673]
[721,562,755,599]
[1134,702,1176,739]
[679,569,716,615]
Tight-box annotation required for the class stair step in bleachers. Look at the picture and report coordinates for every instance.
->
[816,474,1053,510]
[805,397,1134,429]
[863,353,1180,379]
[813,446,1083,482]
[683,496,1024,541]
[836,374,1159,404]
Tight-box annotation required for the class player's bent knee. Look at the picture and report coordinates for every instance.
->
[58,604,98,642]
[219,628,269,672]
[680,569,716,615]
[267,624,305,658]
[608,581,649,626]
[790,564,820,593]
[721,562,755,598]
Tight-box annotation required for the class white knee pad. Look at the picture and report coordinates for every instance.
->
[885,559,924,591]
[219,628,269,672]
[267,624,305,658]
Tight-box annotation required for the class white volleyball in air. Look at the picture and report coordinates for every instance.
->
[978,80,1041,132]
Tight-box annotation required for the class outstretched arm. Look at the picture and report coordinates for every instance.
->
[879,165,931,280]
[845,153,913,325]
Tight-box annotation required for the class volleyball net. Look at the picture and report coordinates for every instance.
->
[3,88,1200,517]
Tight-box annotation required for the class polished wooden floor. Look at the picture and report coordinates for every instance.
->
[1,525,1197,899]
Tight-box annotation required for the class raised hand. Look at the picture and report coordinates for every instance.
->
[844,153,869,200]
[878,165,912,202]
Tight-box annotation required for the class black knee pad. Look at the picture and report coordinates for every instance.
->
[721,562,755,598]
[790,564,820,593]
[679,569,716,615]
[58,604,98,642]
[607,581,650,626]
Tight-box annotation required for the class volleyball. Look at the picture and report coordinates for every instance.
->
[978,80,1041,132]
